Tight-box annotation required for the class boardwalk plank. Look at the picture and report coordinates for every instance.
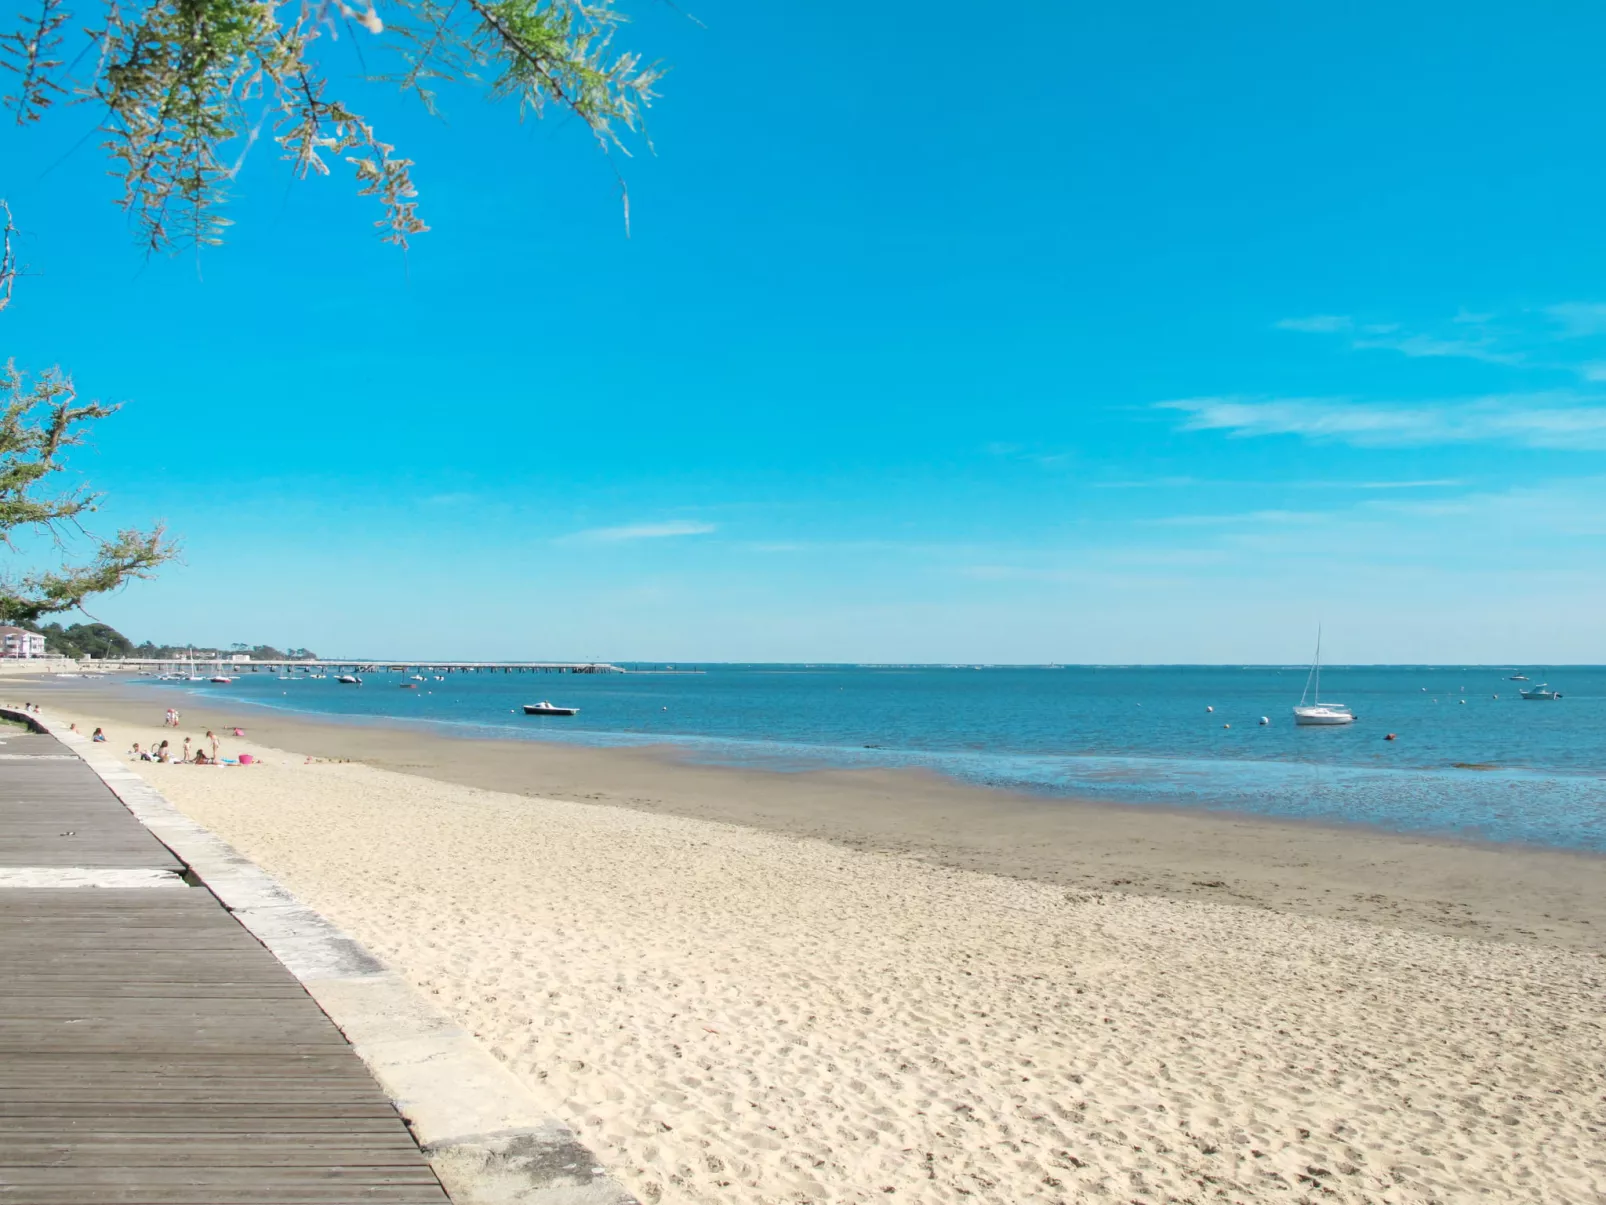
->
[0,732,448,1203]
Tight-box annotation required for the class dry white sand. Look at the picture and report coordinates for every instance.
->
[50,706,1606,1204]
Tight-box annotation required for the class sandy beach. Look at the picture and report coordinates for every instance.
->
[26,683,1606,1204]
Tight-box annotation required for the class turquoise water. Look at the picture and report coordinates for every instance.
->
[141,664,1606,852]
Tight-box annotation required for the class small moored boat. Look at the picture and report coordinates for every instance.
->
[1293,628,1355,726]
[209,676,233,684]
[336,674,362,685]
[1519,683,1561,700]
[523,701,579,716]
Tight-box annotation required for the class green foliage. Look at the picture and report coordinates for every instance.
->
[0,360,177,623]
[0,0,663,251]
[32,619,135,658]
[134,639,319,659]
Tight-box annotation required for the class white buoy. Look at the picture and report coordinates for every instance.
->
[1207,705,1214,713]
[1223,723,1230,728]
[1259,716,1269,726]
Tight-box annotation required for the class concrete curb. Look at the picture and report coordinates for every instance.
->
[12,707,637,1205]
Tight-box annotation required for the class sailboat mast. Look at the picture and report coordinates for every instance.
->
[1313,626,1322,705]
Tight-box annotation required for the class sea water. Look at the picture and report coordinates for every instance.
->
[140,664,1606,852]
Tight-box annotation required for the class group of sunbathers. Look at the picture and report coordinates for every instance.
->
[130,730,222,764]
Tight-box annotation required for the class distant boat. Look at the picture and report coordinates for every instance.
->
[1508,674,1530,681]
[1519,683,1561,700]
[399,683,418,689]
[408,674,425,681]
[209,676,233,684]
[1293,628,1355,726]
[523,701,579,716]
[336,674,362,685]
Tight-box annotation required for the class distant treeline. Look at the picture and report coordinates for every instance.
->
[19,621,316,662]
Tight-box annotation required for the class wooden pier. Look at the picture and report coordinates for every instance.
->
[105,659,627,675]
[0,717,449,1202]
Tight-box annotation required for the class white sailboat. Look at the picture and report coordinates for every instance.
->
[1294,629,1355,726]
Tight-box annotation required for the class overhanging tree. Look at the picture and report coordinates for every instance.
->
[0,0,662,249]
[0,0,661,625]
[1,195,173,626]
[0,349,174,625]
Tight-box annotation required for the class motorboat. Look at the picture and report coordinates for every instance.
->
[1519,684,1561,700]
[336,674,362,685]
[399,682,418,689]
[1293,628,1355,726]
[523,701,579,716]
[209,676,233,684]
[409,674,425,681]
[1508,674,1529,681]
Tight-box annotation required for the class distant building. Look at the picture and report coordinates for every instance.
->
[0,627,47,659]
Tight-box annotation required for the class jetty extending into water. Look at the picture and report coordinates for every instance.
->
[107,659,628,675]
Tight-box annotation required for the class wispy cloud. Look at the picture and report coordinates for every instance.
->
[1355,478,1464,489]
[1144,508,1334,528]
[1279,301,1606,375]
[1350,331,1520,365]
[1546,303,1606,338]
[1090,476,1205,489]
[985,441,1074,468]
[1092,476,1461,491]
[1279,311,1521,364]
[565,520,717,543]
[1276,315,1352,334]
[1160,393,1606,450]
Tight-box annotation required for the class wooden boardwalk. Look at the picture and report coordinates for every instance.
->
[0,724,450,1203]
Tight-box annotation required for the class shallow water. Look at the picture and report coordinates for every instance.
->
[138,664,1606,852]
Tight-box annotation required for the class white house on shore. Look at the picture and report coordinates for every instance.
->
[0,627,47,659]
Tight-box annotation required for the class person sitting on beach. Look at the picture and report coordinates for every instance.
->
[192,749,211,765]
[91,727,106,742]
[155,740,171,763]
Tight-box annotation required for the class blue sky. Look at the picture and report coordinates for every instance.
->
[3,0,1606,662]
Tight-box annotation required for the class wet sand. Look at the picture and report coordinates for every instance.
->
[30,676,1606,951]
